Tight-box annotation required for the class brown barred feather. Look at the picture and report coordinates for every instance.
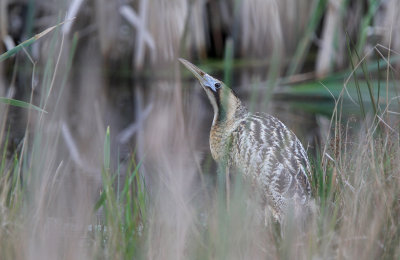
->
[211,111,312,222]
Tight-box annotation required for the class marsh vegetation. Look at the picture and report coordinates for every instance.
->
[0,0,400,259]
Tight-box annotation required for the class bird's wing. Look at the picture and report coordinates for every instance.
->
[231,113,311,204]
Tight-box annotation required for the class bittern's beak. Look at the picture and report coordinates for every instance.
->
[179,58,219,92]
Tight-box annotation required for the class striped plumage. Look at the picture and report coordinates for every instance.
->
[180,58,312,222]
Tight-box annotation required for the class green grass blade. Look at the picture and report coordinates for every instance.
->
[223,38,234,87]
[104,126,111,170]
[0,97,47,113]
[286,0,327,76]
[352,40,377,116]
[0,19,74,62]
[94,190,107,211]
[0,37,36,62]
[356,0,381,55]
[121,159,144,199]
[346,34,366,119]
[377,55,381,113]
[0,128,10,176]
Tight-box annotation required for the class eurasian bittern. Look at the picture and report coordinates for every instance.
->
[179,58,312,222]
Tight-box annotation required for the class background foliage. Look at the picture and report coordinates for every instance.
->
[0,0,399,259]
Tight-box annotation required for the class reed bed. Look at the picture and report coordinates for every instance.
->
[0,0,400,259]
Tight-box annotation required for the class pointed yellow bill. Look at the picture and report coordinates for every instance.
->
[179,58,220,92]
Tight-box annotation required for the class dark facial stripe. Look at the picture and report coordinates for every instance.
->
[215,88,231,122]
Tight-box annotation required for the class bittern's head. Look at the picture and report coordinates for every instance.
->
[179,58,243,123]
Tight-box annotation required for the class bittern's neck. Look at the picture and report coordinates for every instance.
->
[209,89,247,126]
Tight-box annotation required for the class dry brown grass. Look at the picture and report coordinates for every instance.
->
[0,0,400,259]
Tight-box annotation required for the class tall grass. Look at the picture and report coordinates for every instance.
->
[2,41,399,260]
[0,0,400,259]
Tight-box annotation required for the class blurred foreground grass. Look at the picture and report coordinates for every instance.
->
[1,2,400,259]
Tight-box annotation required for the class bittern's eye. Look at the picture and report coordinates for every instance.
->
[215,83,221,89]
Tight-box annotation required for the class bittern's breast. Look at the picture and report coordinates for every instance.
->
[213,113,312,207]
[209,117,245,164]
